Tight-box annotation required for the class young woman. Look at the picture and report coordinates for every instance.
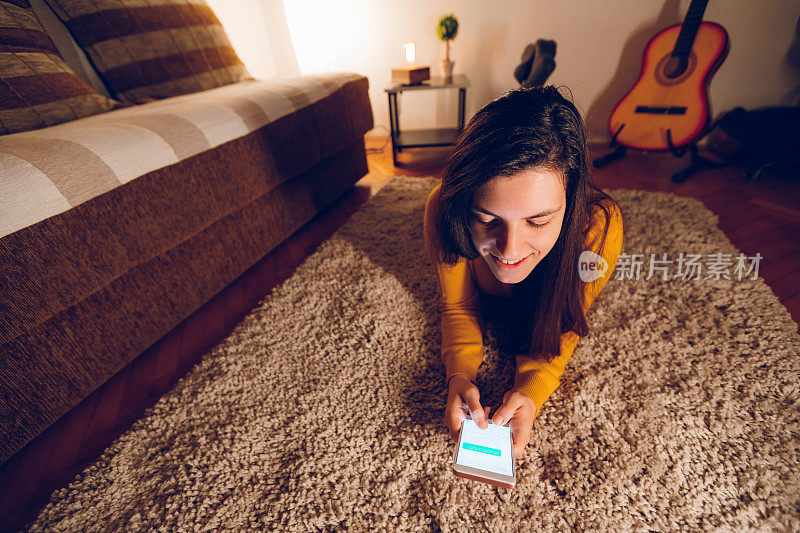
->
[424,86,624,458]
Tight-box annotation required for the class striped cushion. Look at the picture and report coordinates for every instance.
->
[0,0,118,135]
[45,0,252,103]
[0,72,371,238]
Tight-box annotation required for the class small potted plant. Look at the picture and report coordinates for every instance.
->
[437,14,459,81]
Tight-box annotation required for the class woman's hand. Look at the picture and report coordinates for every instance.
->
[491,390,537,458]
[444,374,491,442]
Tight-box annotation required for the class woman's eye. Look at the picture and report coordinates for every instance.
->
[473,214,498,226]
[475,216,547,228]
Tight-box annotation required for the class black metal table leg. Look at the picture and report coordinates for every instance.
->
[458,88,465,133]
[387,92,398,165]
[392,93,402,153]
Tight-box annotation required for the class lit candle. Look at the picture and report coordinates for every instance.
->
[404,41,416,66]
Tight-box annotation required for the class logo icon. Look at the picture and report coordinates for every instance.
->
[578,251,608,282]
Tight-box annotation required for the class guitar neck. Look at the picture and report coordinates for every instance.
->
[672,0,709,58]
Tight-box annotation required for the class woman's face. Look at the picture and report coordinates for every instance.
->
[469,167,567,285]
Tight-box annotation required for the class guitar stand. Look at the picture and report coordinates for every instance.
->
[592,124,731,183]
[667,130,731,183]
[592,124,627,168]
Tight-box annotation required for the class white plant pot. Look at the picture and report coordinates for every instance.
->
[440,59,454,81]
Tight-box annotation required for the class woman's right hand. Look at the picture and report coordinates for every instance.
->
[444,374,491,442]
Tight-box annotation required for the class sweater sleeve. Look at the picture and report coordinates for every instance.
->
[424,184,484,386]
[513,200,625,416]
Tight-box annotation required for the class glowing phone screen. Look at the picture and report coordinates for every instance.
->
[456,418,513,477]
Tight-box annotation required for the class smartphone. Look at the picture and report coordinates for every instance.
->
[452,413,516,489]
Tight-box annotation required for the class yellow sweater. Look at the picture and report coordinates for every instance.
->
[423,183,624,416]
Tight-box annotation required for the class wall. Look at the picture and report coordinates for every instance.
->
[206,0,299,79]
[279,0,800,143]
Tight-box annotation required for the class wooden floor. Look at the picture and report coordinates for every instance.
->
[1,136,798,530]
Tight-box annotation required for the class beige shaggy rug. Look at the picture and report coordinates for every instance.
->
[27,177,799,531]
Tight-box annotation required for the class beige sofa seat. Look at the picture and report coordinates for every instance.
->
[0,72,373,463]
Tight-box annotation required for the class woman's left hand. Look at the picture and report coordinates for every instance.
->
[491,390,537,458]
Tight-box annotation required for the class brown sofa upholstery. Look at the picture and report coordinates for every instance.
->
[0,74,373,463]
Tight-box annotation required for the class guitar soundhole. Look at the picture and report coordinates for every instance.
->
[664,57,685,78]
[655,52,698,86]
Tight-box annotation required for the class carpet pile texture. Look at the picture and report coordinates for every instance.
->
[27,177,799,531]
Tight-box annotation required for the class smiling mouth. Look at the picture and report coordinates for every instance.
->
[490,253,531,269]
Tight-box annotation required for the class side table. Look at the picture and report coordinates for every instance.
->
[384,74,469,165]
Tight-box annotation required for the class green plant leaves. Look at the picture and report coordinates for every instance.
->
[437,14,459,41]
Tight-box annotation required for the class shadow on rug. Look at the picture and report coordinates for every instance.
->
[27,177,799,531]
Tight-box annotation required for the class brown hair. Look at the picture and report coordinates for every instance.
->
[436,85,616,360]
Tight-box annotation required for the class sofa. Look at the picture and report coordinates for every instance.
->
[0,1,373,464]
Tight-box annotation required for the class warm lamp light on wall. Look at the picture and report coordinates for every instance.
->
[391,40,430,85]
[404,41,416,64]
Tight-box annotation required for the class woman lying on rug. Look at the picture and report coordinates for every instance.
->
[424,86,624,458]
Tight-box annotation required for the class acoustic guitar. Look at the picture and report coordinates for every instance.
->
[607,0,729,151]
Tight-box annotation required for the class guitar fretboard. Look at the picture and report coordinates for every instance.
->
[672,0,709,57]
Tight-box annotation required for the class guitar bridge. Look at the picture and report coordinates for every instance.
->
[635,106,687,115]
